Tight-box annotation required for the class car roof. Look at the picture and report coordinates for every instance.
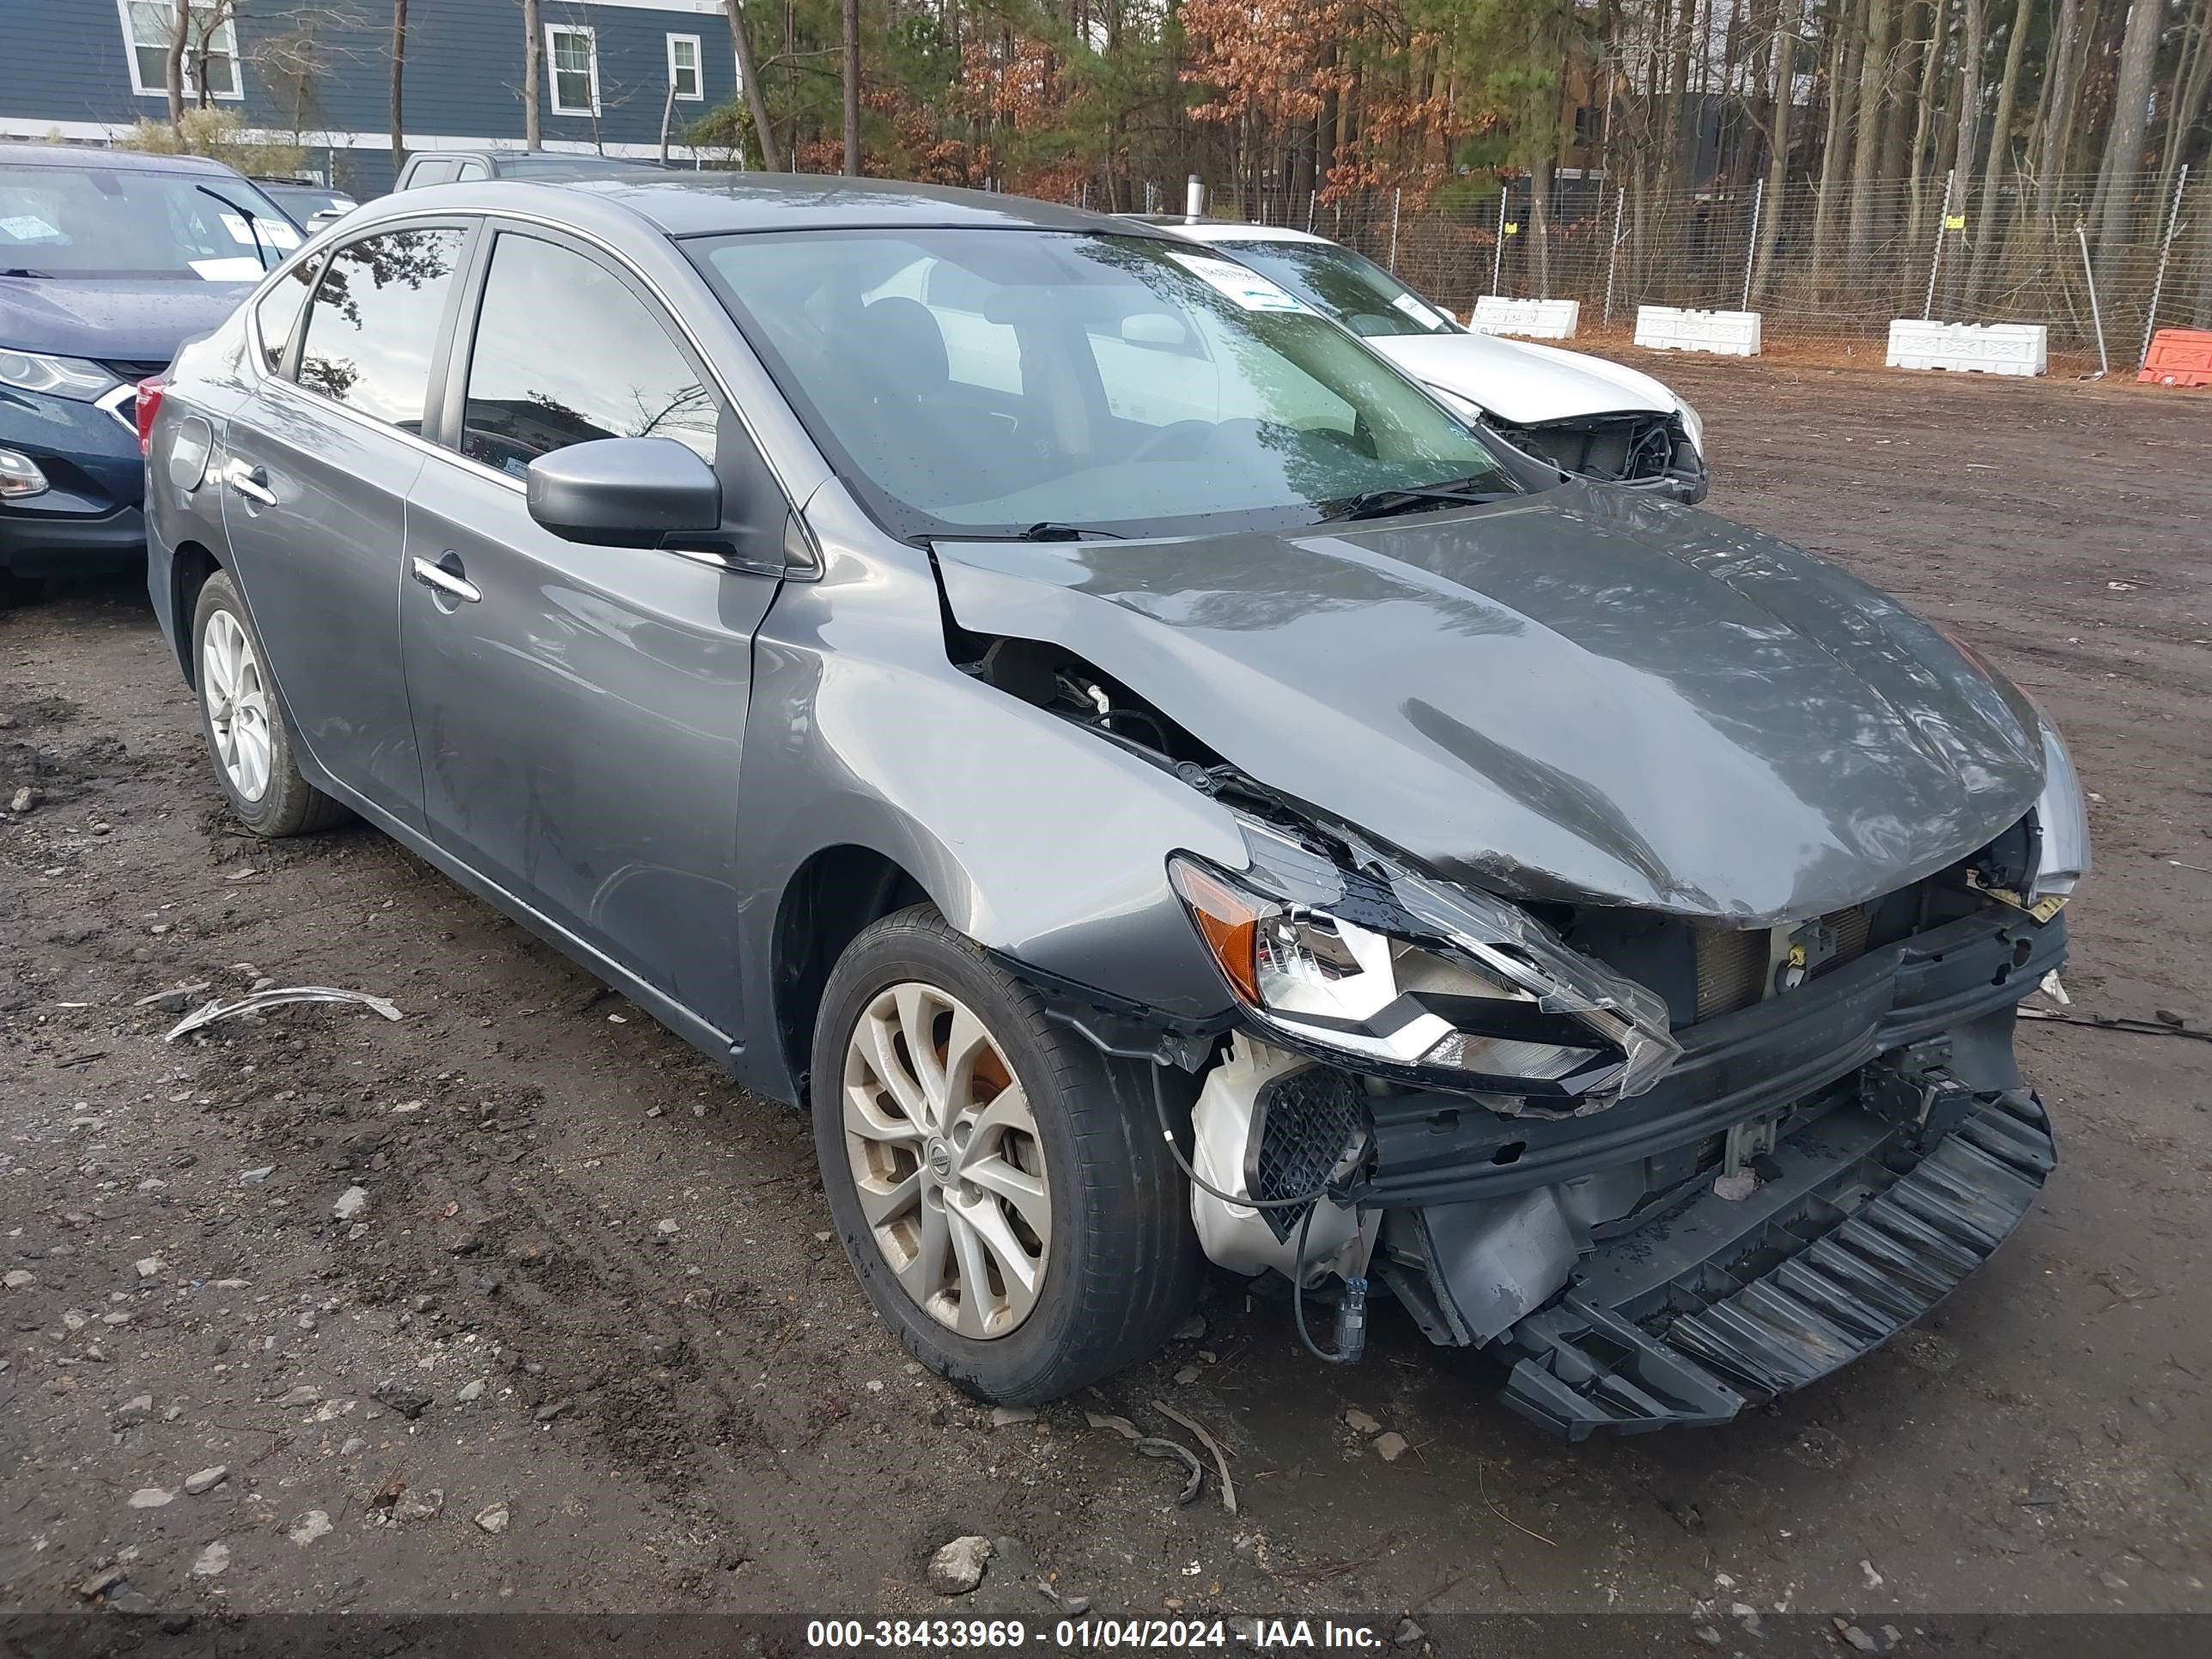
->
[363,173,1185,241]
[1137,216,1332,246]
[0,141,244,177]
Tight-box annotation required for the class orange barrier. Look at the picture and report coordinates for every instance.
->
[2138,328,2212,386]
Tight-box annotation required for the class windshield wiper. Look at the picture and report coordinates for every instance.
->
[1019,521,1127,541]
[1321,477,1517,523]
[194,183,275,272]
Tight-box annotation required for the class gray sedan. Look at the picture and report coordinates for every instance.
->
[143,176,2087,1432]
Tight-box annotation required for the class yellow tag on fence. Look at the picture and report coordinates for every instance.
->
[1504,222,1519,236]
[1945,215,1966,230]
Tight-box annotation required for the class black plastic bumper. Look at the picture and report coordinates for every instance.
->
[1493,1088,2055,1437]
[1346,907,2064,1209]
[0,504,146,572]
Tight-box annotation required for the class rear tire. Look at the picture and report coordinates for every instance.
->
[191,570,349,838]
[811,905,1200,1404]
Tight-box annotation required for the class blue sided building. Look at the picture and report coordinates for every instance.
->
[0,1,748,196]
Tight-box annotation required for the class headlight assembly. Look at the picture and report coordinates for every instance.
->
[2027,720,2089,908]
[1169,823,1681,1111]
[0,349,119,402]
[1676,399,1705,454]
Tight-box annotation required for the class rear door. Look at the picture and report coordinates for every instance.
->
[398,225,787,1040]
[218,219,473,824]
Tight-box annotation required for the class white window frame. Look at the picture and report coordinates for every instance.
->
[666,33,703,102]
[544,23,603,118]
[116,0,245,103]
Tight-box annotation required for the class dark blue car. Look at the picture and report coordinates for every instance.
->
[1,144,298,592]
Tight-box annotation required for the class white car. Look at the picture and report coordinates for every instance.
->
[1146,219,1707,501]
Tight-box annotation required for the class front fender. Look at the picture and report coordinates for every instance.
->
[730,489,1247,1099]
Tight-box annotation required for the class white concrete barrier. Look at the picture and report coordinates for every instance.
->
[1472,296,1581,340]
[1633,306,1763,356]
[1885,319,2048,376]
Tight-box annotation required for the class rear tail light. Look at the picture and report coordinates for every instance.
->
[135,375,168,455]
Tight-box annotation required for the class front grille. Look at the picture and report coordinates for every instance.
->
[1695,906,1875,1020]
[97,359,170,383]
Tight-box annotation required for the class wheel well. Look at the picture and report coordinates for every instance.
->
[774,846,930,1103]
[170,540,222,685]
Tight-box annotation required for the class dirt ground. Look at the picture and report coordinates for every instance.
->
[3,361,2209,1640]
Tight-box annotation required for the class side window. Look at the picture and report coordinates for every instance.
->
[453,161,489,182]
[457,234,718,477]
[252,252,324,375]
[406,158,459,188]
[296,228,466,429]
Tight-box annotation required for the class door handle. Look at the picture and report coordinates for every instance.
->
[410,555,481,604]
[222,459,276,506]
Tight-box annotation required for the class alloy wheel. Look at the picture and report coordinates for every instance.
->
[841,981,1052,1338]
[202,609,273,803]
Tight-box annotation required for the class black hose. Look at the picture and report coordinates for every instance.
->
[1289,1200,1364,1364]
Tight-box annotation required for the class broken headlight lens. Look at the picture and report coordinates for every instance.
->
[2029,720,2089,903]
[1169,830,1680,1106]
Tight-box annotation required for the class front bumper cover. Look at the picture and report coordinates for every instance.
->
[1355,905,2064,1434]
[1492,1086,2054,1437]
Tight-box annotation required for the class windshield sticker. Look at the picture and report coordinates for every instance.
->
[1164,251,1311,314]
[1392,291,1446,325]
[220,212,299,251]
[0,213,62,242]
[191,256,266,283]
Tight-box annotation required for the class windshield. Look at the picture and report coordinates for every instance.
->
[689,228,1514,541]
[0,163,300,281]
[1206,238,1461,339]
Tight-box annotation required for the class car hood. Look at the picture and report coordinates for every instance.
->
[933,484,2045,926]
[1367,331,1680,426]
[0,276,254,364]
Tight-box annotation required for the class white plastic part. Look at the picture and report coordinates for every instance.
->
[1188,1033,1360,1280]
[1633,306,1763,356]
[1472,296,1582,340]
[1885,319,2048,376]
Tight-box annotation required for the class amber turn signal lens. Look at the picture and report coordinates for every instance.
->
[1167,858,1269,1004]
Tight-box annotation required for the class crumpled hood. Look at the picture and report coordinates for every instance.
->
[934,484,2046,925]
[0,276,251,364]
[1367,331,1680,426]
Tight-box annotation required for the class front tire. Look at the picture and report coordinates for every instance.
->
[191,570,349,837]
[811,905,1200,1404]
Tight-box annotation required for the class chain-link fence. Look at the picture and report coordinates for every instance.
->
[1127,170,2209,377]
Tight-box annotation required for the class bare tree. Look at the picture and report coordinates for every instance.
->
[2094,0,2167,258]
[390,0,408,176]
[842,0,860,174]
[524,0,542,150]
[167,0,191,131]
[1751,0,1804,300]
[1966,0,2034,302]
[723,0,781,170]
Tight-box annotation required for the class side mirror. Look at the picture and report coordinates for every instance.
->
[526,437,720,547]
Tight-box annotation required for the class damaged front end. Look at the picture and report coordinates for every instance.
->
[939,558,2081,1435]
[1484,408,1708,504]
[1157,811,2071,1438]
